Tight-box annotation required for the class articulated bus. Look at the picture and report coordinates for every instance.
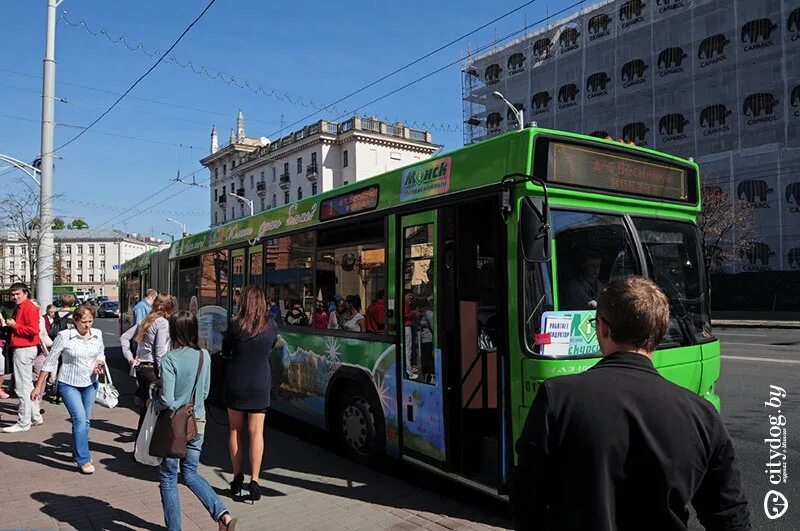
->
[120,128,718,496]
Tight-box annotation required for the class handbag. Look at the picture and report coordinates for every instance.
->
[149,350,203,459]
[95,361,120,408]
[134,401,163,466]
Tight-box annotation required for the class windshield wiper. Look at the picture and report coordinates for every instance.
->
[641,243,696,346]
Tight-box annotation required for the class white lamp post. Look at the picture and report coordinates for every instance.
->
[229,192,254,217]
[492,90,524,131]
[166,217,188,238]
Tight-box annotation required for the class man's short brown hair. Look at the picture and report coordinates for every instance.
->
[596,276,669,352]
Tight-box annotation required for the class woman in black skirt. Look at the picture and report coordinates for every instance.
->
[222,285,277,501]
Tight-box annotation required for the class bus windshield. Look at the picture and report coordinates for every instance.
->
[632,218,712,343]
[522,212,712,355]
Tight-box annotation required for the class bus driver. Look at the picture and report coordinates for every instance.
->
[564,253,603,309]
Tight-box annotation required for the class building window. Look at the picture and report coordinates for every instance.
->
[88,245,94,254]
[215,212,219,224]
[298,187,303,200]
[312,182,318,195]
[297,157,303,174]
[272,194,277,208]
[232,160,236,169]
[100,260,105,268]
[214,188,218,200]
[89,274,94,282]
[99,245,105,255]
[222,185,226,196]
[100,273,105,282]
[9,261,14,270]
[260,197,265,211]
[311,152,317,165]
[250,175,254,189]
[64,245,71,255]
[89,260,94,269]
[9,247,14,256]
[66,260,72,268]
[77,260,83,268]
[343,150,349,167]
[215,168,219,180]
[77,245,83,255]
[20,260,26,269]
[240,204,244,217]
[231,207,235,219]
[223,164,227,176]
[77,274,83,282]
[239,177,244,189]
[283,162,289,176]
[272,167,276,182]
[223,211,227,222]
[284,191,290,205]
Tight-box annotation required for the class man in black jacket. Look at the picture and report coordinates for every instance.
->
[511,276,750,530]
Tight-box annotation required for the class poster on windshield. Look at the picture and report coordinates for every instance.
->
[538,310,600,357]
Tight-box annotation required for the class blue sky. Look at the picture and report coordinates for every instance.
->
[1,0,572,237]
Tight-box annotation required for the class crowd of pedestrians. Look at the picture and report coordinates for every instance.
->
[0,277,753,530]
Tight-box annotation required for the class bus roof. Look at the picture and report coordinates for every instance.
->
[166,128,700,261]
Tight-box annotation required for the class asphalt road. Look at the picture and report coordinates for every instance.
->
[713,327,800,530]
[96,318,800,529]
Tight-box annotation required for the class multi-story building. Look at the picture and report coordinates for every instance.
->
[201,111,439,227]
[0,229,165,299]
[462,0,800,277]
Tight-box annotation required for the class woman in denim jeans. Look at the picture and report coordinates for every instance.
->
[32,305,105,474]
[156,311,236,531]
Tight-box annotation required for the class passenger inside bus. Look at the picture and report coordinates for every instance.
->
[563,254,603,309]
[411,299,435,384]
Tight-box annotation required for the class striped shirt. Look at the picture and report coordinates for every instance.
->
[41,328,106,387]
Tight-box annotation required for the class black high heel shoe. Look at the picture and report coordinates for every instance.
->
[249,479,261,502]
[230,473,244,497]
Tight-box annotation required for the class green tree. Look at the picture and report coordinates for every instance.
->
[68,218,89,230]
[52,217,66,230]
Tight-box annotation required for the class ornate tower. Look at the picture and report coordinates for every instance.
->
[237,109,246,142]
[210,125,219,154]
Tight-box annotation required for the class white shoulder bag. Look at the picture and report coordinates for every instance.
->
[95,361,120,408]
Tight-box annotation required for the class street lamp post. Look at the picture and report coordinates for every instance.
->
[0,155,42,185]
[492,90,524,131]
[229,192,254,217]
[161,232,175,243]
[166,218,188,238]
[36,0,59,305]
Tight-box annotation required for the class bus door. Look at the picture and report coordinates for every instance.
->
[398,212,447,467]
[441,199,504,491]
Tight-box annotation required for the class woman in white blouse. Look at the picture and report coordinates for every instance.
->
[32,305,105,474]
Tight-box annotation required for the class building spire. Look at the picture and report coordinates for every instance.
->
[210,125,219,154]
[237,109,245,142]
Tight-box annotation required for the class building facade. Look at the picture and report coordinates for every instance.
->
[201,111,439,227]
[0,229,164,299]
[463,0,800,274]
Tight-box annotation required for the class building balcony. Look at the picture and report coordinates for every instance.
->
[256,181,266,196]
[236,187,245,196]
[306,164,318,181]
[279,173,291,190]
[218,195,227,205]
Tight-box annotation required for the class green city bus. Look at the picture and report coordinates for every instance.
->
[120,127,718,496]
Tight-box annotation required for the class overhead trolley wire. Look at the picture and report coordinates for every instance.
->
[51,0,218,154]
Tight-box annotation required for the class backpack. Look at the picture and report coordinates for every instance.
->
[48,314,66,340]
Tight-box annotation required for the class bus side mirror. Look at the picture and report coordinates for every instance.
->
[520,196,551,263]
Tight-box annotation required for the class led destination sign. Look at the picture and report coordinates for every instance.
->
[548,142,692,202]
[320,185,380,221]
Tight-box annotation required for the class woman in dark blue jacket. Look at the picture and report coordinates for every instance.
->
[222,285,277,502]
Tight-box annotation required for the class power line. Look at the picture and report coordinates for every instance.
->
[329,0,584,123]
[275,0,539,135]
[52,0,217,154]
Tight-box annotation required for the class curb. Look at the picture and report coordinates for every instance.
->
[712,321,800,330]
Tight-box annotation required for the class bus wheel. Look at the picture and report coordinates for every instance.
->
[335,386,379,464]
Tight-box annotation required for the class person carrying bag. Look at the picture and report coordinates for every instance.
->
[151,310,236,531]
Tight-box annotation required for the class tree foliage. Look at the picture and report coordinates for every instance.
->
[52,217,66,230]
[696,187,757,274]
[68,218,89,230]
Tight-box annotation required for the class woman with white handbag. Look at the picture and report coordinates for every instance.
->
[31,304,106,475]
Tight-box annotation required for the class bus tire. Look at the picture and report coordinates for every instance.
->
[334,385,380,465]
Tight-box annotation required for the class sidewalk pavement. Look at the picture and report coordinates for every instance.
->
[0,361,511,531]
[712,319,800,329]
